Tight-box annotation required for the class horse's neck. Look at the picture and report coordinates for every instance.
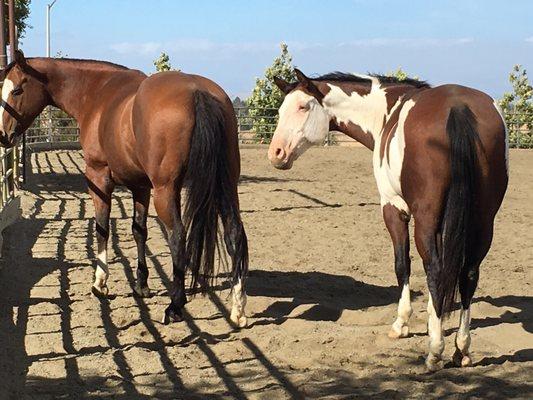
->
[323,82,417,152]
[323,81,388,148]
[30,60,116,122]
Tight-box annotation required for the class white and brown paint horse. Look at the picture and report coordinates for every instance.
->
[268,69,508,371]
[0,50,249,327]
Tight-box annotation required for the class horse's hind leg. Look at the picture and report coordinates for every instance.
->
[132,188,151,298]
[223,213,249,328]
[453,222,493,367]
[413,218,445,372]
[86,165,115,298]
[153,184,187,324]
[383,203,412,339]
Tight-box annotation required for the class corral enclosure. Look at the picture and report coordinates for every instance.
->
[0,146,531,399]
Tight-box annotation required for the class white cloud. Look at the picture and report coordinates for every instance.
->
[110,41,162,55]
[109,39,279,56]
[526,37,533,43]
[109,37,475,58]
[337,37,474,48]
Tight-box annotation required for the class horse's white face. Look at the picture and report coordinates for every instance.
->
[268,89,330,169]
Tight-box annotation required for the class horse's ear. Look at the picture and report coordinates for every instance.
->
[14,49,27,66]
[15,50,48,84]
[294,68,323,101]
[273,76,295,94]
[294,68,309,84]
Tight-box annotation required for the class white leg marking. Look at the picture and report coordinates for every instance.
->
[426,296,445,371]
[389,283,412,338]
[93,248,109,295]
[230,278,247,328]
[453,307,473,367]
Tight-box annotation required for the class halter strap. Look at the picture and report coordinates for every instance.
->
[0,98,23,123]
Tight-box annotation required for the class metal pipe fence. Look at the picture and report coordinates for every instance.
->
[0,142,22,256]
[505,112,533,149]
[0,145,20,208]
[24,107,533,148]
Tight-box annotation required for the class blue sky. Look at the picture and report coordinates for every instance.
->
[21,0,533,99]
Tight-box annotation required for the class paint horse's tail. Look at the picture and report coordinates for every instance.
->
[184,90,248,293]
[438,104,480,316]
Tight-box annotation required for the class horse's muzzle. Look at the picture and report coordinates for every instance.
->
[268,144,294,170]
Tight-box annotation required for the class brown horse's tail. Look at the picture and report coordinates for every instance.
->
[184,90,248,292]
[438,104,480,316]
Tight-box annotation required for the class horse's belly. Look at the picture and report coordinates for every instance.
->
[109,169,150,190]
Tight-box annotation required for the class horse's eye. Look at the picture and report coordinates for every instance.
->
[11,87,23,96]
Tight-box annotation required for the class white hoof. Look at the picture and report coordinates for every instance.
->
[426,355,444,372]
[230,310,248,328]
[453,350,472,367]
[388,325,409,339]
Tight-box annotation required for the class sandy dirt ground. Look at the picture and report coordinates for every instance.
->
[0,147,531,399]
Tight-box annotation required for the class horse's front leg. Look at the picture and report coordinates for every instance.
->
[382,202,412,339]
[86,165,115,298]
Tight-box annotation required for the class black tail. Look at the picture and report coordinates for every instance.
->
[184,91,248,292]
[438,105,480,315]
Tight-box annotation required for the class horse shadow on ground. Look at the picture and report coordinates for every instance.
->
[241,269,412,326]
[239,174,313,184]
[473,295,533,334]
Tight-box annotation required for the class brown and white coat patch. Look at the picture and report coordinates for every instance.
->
[322,78,417,215]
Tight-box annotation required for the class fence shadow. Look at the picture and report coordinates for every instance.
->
[0,218,66,398]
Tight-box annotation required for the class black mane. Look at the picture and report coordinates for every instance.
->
[313,71,430,88]
[1,58,129,73]
[45,58,130,70]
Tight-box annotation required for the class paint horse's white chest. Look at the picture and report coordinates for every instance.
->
[372,99,416,214]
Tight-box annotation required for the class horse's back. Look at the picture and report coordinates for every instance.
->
[407,84,505,143]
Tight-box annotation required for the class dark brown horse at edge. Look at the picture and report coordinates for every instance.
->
[0,50,249,327]
[268,69,508,371]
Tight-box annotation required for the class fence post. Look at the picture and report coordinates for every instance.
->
[47,106,53,143]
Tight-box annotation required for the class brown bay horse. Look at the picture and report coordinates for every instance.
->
[268,69,508,370]
[0,50,249,327]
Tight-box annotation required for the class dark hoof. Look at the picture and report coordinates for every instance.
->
[91,285,109,299]
[133,283,151,298]
[162,306,184,325]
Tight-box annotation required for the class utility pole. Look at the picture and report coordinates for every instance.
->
[0,1,7,68]
[8,0,15,61]
[46,0,57,57]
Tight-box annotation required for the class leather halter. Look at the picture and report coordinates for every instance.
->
[0,97,23,124]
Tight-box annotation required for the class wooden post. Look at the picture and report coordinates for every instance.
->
[0,1,7,68]
[8,0,15,61]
